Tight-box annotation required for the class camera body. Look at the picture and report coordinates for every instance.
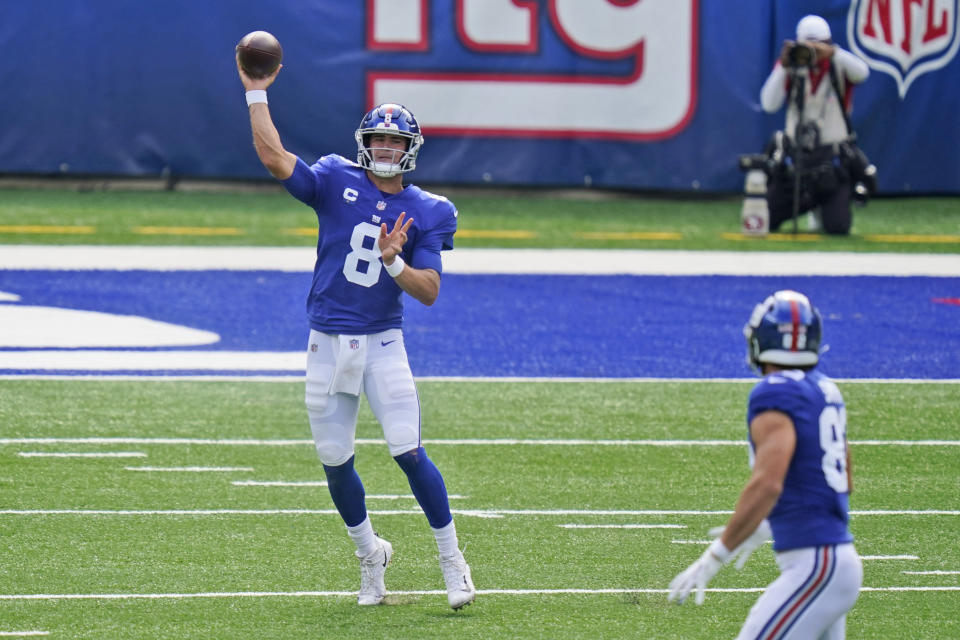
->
[785,42,816,67]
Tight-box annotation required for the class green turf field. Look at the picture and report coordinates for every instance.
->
[1,186,958,637]
[0,380,958,639]
[0,186,958,252]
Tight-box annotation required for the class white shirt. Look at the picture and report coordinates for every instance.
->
[760,47,869,145]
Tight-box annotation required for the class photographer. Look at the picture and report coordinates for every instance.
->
[759,15,870,235]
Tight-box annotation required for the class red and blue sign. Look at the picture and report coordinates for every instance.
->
[0,1,957,192]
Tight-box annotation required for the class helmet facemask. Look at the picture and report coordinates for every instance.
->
[355,104,424,178]
[355,130,422,178]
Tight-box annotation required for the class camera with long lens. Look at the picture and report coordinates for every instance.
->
[785,42,816,67]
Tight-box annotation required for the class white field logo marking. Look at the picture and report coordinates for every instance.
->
[0,290,219,349]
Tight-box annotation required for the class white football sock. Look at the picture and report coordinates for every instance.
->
[432,520,460,558]
[347,516,378,558]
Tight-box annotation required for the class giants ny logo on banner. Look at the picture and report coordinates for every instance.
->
[847,0,959,98]
[365,0,697,140]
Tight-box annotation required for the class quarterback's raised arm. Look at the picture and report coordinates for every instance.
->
[237,60,297,180]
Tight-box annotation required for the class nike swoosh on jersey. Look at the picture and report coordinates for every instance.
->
[381,340,397,347]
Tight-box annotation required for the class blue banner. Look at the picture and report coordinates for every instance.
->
[1,1,957,193]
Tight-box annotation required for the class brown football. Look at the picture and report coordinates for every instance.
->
[236,31,283,79]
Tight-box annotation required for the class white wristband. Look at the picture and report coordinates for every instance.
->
[384,255,405,278]
[245,90,268,106]
[708,538,733,564]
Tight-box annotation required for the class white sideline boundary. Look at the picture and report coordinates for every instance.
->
[1,373,958,383]
[0,586,956,601]
[3,245,960,276]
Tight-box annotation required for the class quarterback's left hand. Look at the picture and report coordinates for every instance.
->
[379,211,413,264]
[668,539,731,606]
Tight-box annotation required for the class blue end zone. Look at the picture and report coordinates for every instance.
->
[0,271,957,379]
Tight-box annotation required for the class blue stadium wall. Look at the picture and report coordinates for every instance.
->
[1,0,957,193]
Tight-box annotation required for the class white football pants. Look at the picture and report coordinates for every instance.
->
[736,543,862,640]
[304,328,421,466]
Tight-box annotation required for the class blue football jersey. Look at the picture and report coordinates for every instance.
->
[747,369,854,551]
[282,155,457,333]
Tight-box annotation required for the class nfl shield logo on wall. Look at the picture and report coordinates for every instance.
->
[847,0,959,98]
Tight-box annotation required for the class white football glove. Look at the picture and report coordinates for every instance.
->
[667,539,732,606]
[708,519,772,570]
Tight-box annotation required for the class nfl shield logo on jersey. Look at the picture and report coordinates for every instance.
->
[847,0,959,98]
[350,339,360,350]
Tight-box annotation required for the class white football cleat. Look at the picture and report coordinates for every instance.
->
[440,549,475,610]
[357,536,393,606]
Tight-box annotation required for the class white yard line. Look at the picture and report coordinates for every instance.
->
[1,438,312,446]
[232,480,327,487]
[0,586,956,601]
[2,437,958,447]
[0,508,956,517]
[366,494,467,500]
[848,510,960,515]
[124,467,254,473]
[3,246,960,276]
[18,452,146,458]
[903,571,960,575]
[860,555,920,560]
[558,524,686,529]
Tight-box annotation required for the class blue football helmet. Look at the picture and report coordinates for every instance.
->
[744,290,822,373]
[354,103,424,178]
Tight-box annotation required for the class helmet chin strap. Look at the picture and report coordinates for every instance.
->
[371,162,401,178]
